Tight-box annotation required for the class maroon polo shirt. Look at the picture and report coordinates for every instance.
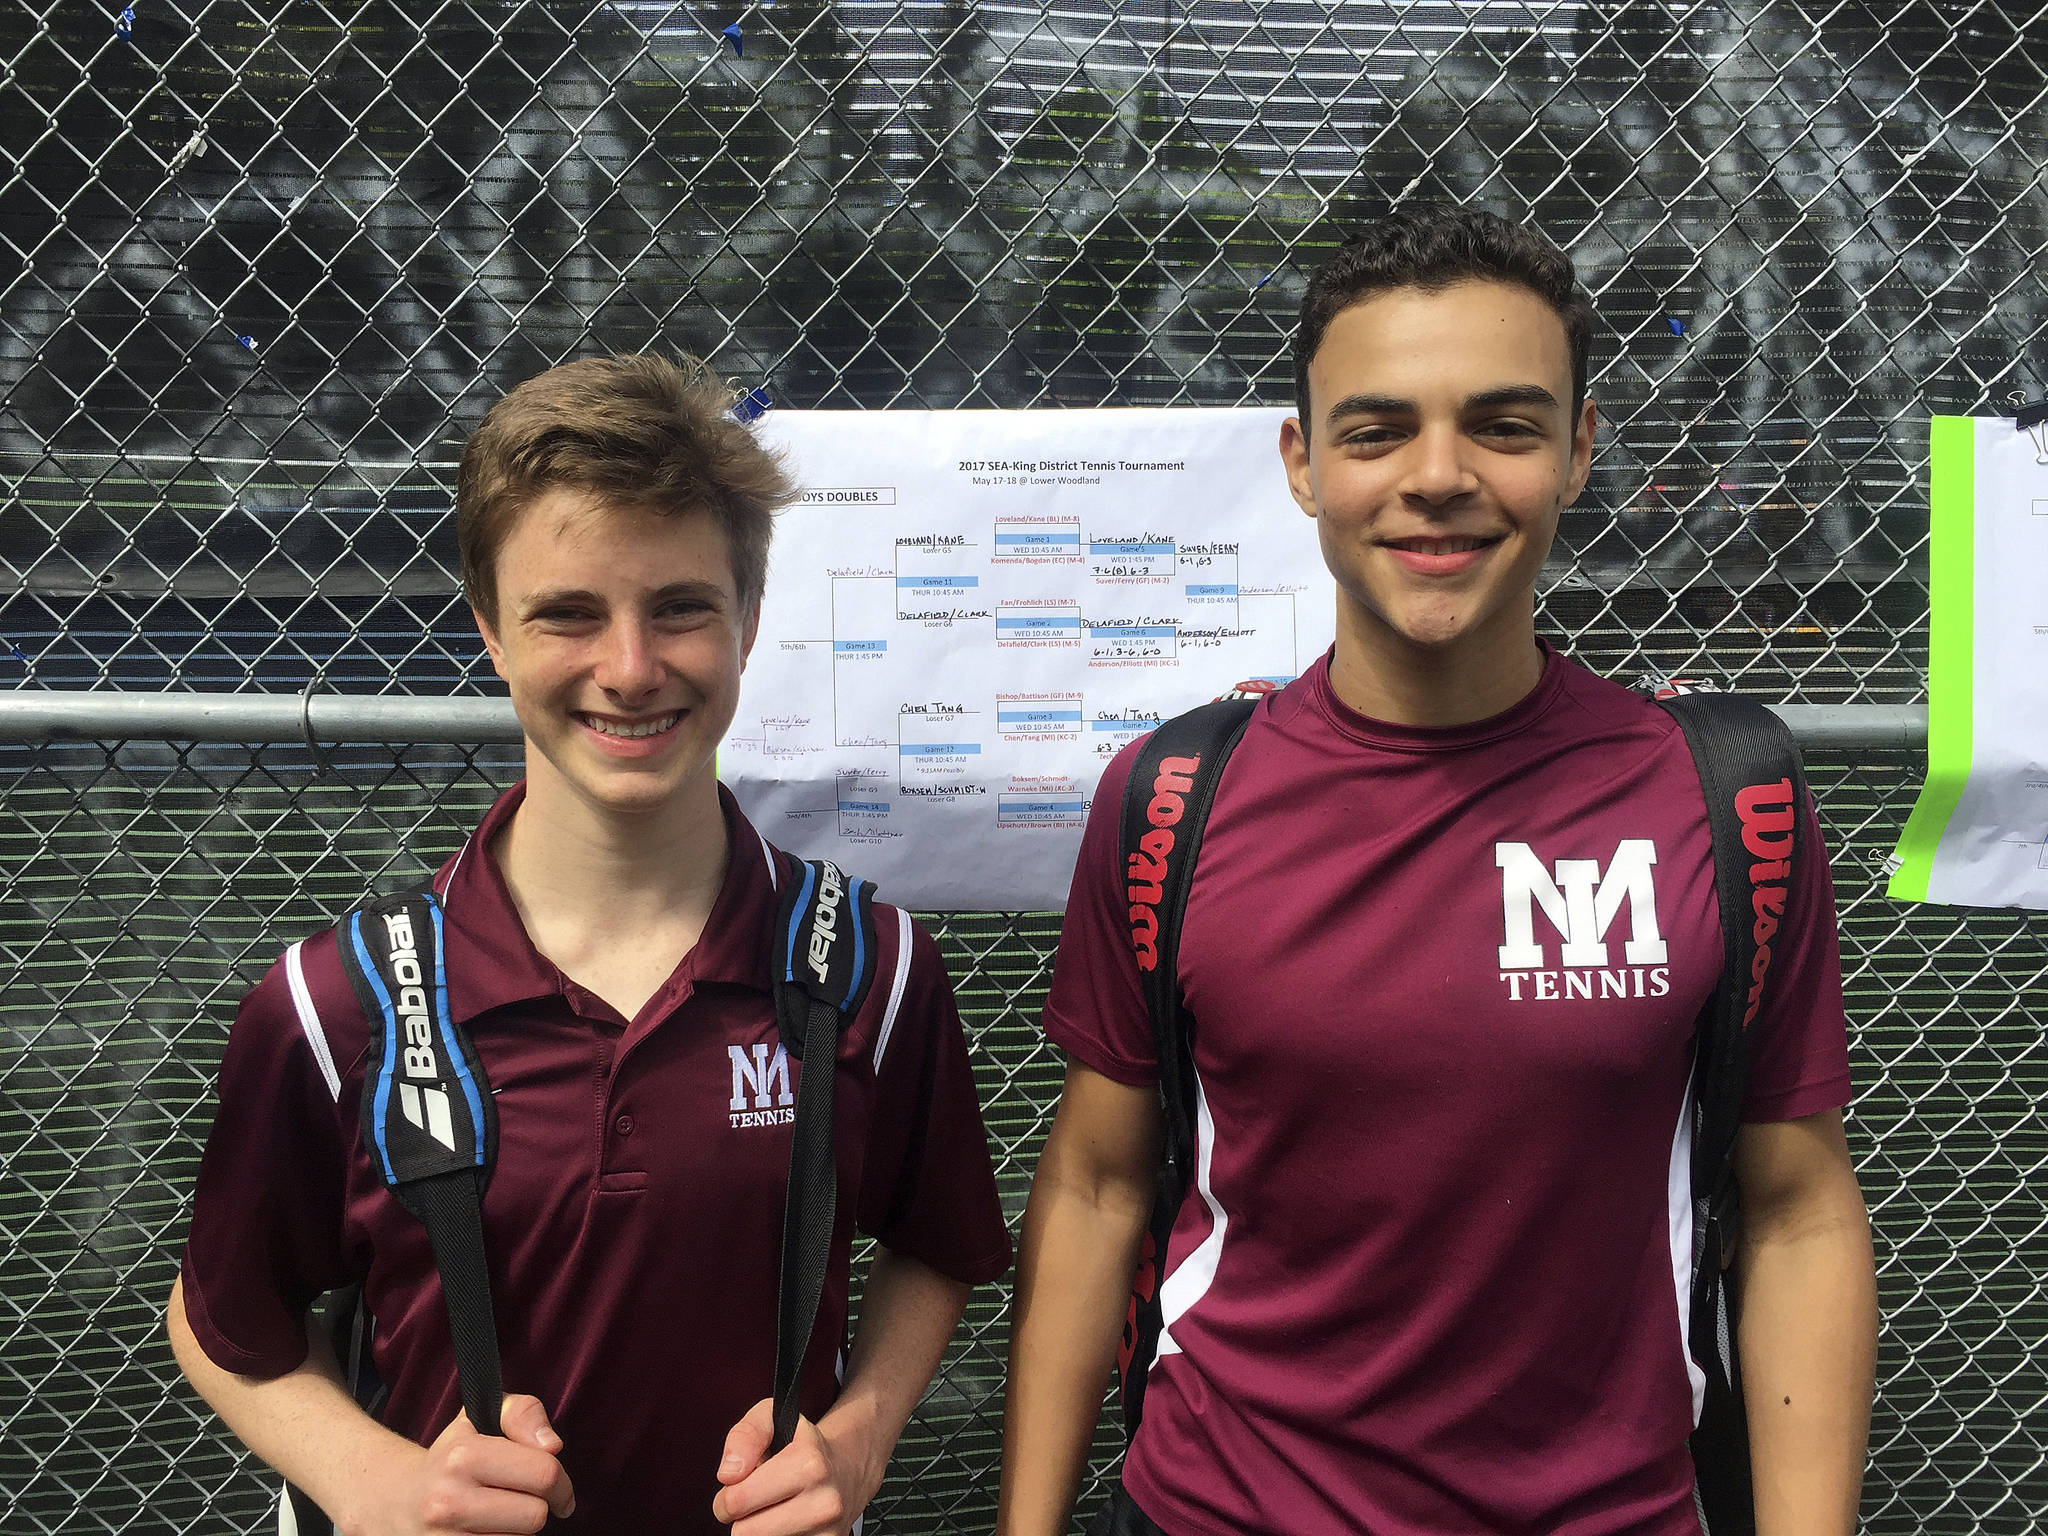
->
[181,784,1011,1531]
[1046,648,1851,1536]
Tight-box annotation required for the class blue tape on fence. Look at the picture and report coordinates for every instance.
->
[733,384,772,422]
[235,334,257,351]
[115,7,135,40]
[721,21,742,55]
[1667,316,1686,336]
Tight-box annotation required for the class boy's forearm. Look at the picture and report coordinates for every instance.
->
[1731,1110,1878,1536]
[167,1274,422,1534]
[821,1248,973,1510]
[997,1169,1152,1536]
[1736,1212,1876,1534]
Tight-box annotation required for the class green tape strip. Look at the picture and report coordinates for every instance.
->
[1888,417,1976,902]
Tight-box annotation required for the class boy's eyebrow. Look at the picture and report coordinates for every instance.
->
[1464,384,1560,412]
[518,586,601,613]
[1324,392,1414,424]
[648,580,730,605]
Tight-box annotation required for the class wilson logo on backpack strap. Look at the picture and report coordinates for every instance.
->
[1126,754,1202,973]
[1732,778,1796,1028]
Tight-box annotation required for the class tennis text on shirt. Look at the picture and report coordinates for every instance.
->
[1493,838,1672,1003]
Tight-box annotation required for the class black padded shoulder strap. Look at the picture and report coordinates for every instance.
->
[767,852,882,1452]
[1114,697,1255,1434]
[1654,691,1806,1536]
[1654,693,1806,1201]
[1120,699,1257,1187]
[338,888,504,1439]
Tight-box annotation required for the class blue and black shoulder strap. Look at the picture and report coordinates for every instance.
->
[288,851,880,1531]
[1113,684,1805,1536]
[336,890,503,1435]
[766,853,883,1452]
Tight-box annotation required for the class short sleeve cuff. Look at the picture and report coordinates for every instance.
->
[1042,1013,1158,1088]
[177,1249,311,1380]
[1741,1069,1853,1126]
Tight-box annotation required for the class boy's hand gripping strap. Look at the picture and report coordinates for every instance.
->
[340,890,505,1439]
[769,856,880,1453]
[1116,697,1256,1434]
[1655,692,1806,1536]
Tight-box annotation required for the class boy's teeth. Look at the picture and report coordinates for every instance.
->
[588,713,676,738]
[1396,537,1486,553]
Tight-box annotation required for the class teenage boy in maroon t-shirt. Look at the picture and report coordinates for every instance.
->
[168,354,1011,1534]
[999,209,1877,1536]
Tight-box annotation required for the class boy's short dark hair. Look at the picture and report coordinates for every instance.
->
[1292,205,1595,429]
[457,353,796,622]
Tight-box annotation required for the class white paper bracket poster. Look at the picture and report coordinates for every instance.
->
[724,409,1334,911]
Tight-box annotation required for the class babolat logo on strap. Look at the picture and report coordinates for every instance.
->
[341,892,495,1187]
[775,856,881,1020]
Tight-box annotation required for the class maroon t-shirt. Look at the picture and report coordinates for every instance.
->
[181,785,1011,1531]
[1045,648,1851,1536]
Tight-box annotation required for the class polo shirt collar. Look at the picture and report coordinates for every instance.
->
[432,781,783,1025]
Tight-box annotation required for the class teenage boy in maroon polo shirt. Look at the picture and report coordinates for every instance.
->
[168,353,1011,1534]
[998,208,1877,1535]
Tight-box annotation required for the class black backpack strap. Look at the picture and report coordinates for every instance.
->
[1655,692,1807,1536]
[768,854,881,1452]
[338,889,504,1440]
[1114,697,1257,1434]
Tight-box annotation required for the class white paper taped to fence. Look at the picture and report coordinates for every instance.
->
[1889,416,2048,910]
[724,409,1334,911]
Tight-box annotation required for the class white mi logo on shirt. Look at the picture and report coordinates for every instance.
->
[728,1043,796,1129]
[1494,839,1672,1002]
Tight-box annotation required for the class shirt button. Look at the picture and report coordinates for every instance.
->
[614,1113,634,1137]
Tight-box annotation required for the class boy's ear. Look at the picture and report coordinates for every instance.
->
[1564,397,1597,504]
[473,605,509,682]
[739,599,761,669]
[1279,416,1318,520]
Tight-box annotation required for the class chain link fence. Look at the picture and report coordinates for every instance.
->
[2,1,2044,1531]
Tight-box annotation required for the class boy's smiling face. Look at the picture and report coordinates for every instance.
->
[1281,279,1595,675]
[474,487,756,821]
